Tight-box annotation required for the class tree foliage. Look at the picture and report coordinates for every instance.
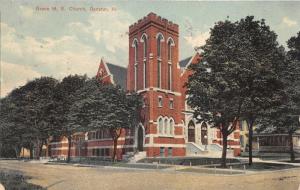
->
[187,16,285,167]
[53,74,87,162]
[70,78,142,161]
[0,77,58,158]
[260,32,300,162]
[187,20,244,168]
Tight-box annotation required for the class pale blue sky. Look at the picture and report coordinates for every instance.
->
[1,1,300,97]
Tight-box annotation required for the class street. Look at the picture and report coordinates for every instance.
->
[0,160,300,190]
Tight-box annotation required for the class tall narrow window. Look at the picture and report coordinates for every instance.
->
[143,35,147,58]
[134,40,138,62]
[168,64,172,90]
[164,118,168,135]
[158,118,163,134]
[167,38,174,90]
[168,40,172,61]
[134,64,138,91]
[170,119,174,135]
[132,39,138,91]
[143,61,146,88]
[157,61,161,88]
[157,35,162,58]
[142,35,147,89]
[156,34,164,88]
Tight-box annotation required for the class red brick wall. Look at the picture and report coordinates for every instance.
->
[127,13,185,157]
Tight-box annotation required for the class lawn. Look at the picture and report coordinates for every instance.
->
[0,170,45,190]
[208,162,299,171]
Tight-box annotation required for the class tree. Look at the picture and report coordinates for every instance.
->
[262,32,300,162]
[186,16,285,167]
[235,16,285,165]
[22,77,58,158]
[287,32,300,61]
[187,20,244,168]
[70,78,142,162]
[53,75,87,163]
[0,97,25,158]
[0,77,58,159]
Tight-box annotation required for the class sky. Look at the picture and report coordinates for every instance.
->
[1,1,300,97]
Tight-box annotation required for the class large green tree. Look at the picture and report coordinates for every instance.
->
[53,74,87,163]
[235,17,285,165]
[0,77,58,159]
[261,32,300,162]
[0,97,26,158]
[186,16,285,167]
[70,78,142,162]
[187,20,244,168]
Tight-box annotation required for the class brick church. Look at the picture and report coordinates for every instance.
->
[50,12,241,160]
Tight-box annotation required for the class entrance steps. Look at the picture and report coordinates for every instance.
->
[186,142,233,157]
[123,151,147,163]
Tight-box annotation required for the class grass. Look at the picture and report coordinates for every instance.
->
[139,157,241,166]
[0,170,45,190]
[208,162,299,171]
[178,168,244,175]
[48,160,171,170]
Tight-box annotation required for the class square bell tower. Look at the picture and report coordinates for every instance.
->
[127,13,185,157]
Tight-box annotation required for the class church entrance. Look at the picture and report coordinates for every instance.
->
[188,121,195,143]
[201,123,208,145]
[137,126,144,151]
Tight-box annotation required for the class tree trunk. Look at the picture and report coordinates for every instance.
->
[29,146,33,159]
[110,129,122,162]
[112,138,118,162]
[67,136,72,163]
[221,131,228,168]
[38,141,44,158]
[247,119,255,166]
[14,146,20,159]
[248,124,253,165]
[289,132,295,162]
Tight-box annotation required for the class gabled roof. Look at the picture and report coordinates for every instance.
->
[179,56,192,68]
[106,63,127,90]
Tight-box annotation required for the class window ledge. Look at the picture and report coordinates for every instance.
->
[158,135,174,138]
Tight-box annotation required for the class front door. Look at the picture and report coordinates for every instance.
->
[201,123,208,145]
[188,121,195,142]
[137,126,144,151]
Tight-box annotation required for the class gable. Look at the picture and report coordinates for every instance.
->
[96,59,127,90]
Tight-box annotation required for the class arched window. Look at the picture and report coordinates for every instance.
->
[132,39,138,91]
[167,38,174,61]
[167,38,174,91]
[156,33,164,89]
[141,34,147,88]
[157,34,164,58]
[142,34,147,58]
[158,118,163,134]
[133,39,138,62]
[170,119,174,135]
[188,121,195,142]
[164,118,168,135]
